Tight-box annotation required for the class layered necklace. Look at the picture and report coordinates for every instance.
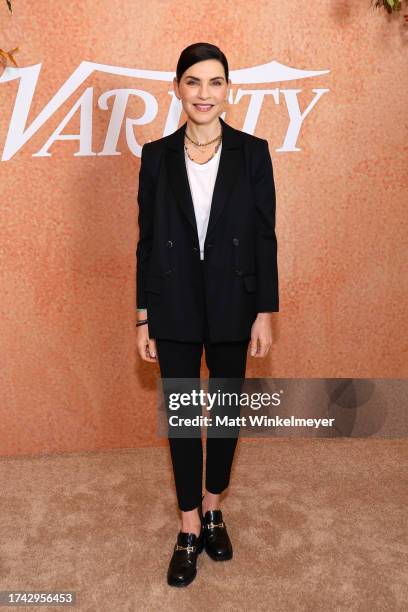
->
[184,126,223,165]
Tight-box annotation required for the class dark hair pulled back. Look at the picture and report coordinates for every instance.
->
[176,42,229,83]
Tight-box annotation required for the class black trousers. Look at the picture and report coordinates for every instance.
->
[155,261,250,512]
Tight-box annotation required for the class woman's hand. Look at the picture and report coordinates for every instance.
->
[137,323,158,363]
[250,313,273,358]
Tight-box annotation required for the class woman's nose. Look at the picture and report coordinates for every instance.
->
[198,86,210,99]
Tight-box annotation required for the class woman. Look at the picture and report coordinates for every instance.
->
[136,42,279,587]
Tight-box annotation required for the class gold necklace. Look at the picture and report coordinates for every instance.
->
[184,135,222,165]
[185,129,222,146]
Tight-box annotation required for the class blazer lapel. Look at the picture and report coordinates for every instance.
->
[165,116,242,240]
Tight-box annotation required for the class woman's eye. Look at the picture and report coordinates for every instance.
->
[186,81,223,86]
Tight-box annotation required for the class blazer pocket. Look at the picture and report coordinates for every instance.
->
[243,274,257,293]
[146,275,163,295]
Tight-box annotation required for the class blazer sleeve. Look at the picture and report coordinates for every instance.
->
[136,143,155,309]
[252,138,279,312]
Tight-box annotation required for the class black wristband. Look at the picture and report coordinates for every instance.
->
[136,319,148,327]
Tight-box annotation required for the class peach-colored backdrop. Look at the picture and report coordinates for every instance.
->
[0,2,407,457]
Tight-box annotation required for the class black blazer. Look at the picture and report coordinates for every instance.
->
[136,116,279,343]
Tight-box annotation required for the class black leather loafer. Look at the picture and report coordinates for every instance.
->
[199,506,233,561]
[167,530,204,587]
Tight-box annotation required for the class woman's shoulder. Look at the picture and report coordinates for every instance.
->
[140,137,165,174]
[222,120,268,147]
[140,121,269,162]
[238,129,269,153]
[224,123,270,167]
[141,137,163,155]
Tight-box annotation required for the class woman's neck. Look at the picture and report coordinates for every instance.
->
[185,117,222,143]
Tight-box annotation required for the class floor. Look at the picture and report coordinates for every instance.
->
[0,438,407,611]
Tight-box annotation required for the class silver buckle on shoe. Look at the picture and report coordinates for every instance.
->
[205,521,225,530]
[175,544,196,552]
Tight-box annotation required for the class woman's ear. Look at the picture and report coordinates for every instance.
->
[173,76,180,100]
[226,78,232,101]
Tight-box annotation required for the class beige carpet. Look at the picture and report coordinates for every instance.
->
[0,439,407,611]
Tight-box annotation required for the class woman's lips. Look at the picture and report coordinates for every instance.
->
[194,104,214,112]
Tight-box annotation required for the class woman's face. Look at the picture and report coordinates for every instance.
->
[174,59,230,124]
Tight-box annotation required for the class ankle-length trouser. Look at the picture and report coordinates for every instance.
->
[155,261,250,512]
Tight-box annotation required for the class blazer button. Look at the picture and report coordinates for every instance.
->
[164,268,172,275]
[166,240,173,248]
[235,269,243,276]
[232,238,239,246]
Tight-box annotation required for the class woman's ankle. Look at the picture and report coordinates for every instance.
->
[181,527,201,538]
[180,521,201,537]
[202,491,221,514]
[180,508,201,537]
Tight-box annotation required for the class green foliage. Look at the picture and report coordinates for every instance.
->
[372,0,402,12]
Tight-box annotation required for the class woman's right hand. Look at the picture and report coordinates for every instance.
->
[137,323,158,363]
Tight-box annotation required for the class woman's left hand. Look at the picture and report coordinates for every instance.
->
[250,313,273,357]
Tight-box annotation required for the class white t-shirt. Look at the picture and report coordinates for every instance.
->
[185,143,222,260]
